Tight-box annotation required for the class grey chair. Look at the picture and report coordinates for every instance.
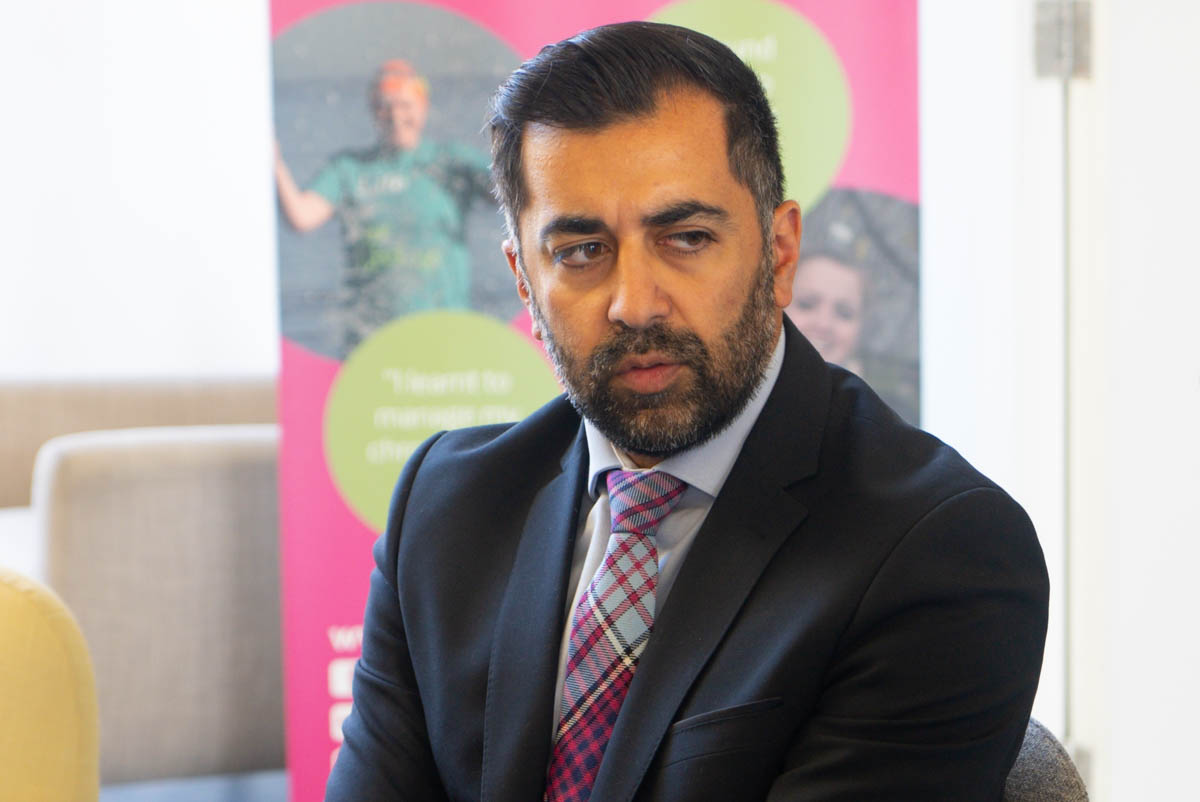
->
[1004,718,1089,801]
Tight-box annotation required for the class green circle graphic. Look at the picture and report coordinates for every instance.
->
[651,0,851,211]
[324,310,560,531]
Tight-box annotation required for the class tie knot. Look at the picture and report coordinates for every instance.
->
[606,469,687,538]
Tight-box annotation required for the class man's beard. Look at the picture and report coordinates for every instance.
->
[530,256,779,460]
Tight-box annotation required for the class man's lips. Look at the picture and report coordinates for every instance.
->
[611,354,684,394]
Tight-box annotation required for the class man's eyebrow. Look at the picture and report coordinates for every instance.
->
[538,216,609,243]
[642,201,730,228]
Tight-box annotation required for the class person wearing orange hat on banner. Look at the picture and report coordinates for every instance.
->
[275,59,492,351]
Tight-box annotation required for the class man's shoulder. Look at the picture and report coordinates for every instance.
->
[820,366,1012,521]
[411,393,580,486]
[783,366,1046,625]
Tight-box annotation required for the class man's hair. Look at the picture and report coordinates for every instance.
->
[487,21,783,247]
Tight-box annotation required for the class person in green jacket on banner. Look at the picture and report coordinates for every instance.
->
[275,59,493,351]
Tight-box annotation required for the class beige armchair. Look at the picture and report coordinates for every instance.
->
[31,424,284,785]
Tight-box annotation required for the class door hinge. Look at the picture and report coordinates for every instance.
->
[1036,0,1092,79]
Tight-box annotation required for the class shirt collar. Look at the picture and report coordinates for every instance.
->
[585,328,785,499]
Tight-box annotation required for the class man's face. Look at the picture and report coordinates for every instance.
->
[374,82,428,150]
[505,88,800,466]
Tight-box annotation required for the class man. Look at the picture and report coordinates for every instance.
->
[275,59,492,351]
[327,21,1048,801]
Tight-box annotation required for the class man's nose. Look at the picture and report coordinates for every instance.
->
[607,249,670,329]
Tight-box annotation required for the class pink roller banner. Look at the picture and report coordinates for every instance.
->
[271,1,918,798]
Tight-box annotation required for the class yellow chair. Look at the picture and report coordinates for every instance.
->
[0,567,99,801]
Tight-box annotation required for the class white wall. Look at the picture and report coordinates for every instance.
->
[919,0,1067,735]
[1068,2,1200,800]
[0,0,278,379]
[923,5,1200,798]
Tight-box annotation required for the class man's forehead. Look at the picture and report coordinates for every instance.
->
[516,88,738,226]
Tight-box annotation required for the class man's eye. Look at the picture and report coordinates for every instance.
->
[555,241,609,267]
[663,230,713,253]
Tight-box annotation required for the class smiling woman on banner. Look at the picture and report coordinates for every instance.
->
[786,187,920,423]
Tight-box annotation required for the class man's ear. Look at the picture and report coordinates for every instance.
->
[770,201,802,309]
[502,239,528,301]
[503,239,542,340]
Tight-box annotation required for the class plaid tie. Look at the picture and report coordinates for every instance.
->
[544,469,687,802]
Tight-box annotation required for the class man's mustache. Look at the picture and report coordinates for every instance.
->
[588,324,710,379]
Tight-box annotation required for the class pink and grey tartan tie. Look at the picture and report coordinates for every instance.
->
[544,469,687,802]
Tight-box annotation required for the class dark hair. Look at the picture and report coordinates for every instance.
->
[488,21,782,247]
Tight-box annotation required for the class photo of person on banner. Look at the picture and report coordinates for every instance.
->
[325,20,1048,802]
[786,188,920,423]
[275,58,493,351]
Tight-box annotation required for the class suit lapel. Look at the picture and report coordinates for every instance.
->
[590,321,830,802]
[481,425,588,802]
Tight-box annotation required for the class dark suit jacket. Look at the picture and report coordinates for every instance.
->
[326,321,1049,801]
